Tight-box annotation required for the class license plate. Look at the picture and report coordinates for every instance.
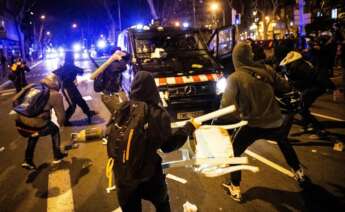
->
[177,110,204,120]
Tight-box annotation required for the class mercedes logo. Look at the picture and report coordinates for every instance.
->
[184,85,194,95]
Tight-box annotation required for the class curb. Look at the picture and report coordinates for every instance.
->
[0,80,11,91]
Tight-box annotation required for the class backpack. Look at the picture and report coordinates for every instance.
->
[107,100,150,185]
[13,83,50,117]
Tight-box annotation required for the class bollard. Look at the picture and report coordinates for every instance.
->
[71,127,104,142]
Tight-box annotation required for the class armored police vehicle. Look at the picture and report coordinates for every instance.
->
[117,24,235,120]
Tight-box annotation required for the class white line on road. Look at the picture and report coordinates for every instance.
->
[82,96,93,101]
[29,60,43,69]
[47,168,75,212]
[112,207,122,212]
[1,90,15,96]
[311,112,345,122]
[245,150,294,178]
[166,174,188,184]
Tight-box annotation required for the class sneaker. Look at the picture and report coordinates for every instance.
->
[222,183,242,202]
[52,152,68,164]
[102,138,108,145]
[293,168,310,187]
[21,161,37,170]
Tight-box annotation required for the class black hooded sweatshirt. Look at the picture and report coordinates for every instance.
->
[129,71,194,178]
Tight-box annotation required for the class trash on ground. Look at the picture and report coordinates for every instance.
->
[183,201,198,212]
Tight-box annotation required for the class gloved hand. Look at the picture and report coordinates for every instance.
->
[189,118,201,129]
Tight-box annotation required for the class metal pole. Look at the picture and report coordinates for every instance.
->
[117,0,122,31]
[222,9,226,26]
[192,0,197,27]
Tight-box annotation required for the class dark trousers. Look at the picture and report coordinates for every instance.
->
[117,168,171,212]
[229,121,301,186]
[300,87,325,132]
[63,85,91,121]
[25,121,63,163]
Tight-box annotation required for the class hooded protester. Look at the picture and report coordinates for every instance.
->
[280,51,335,139]
[54,52,96,125]
[15,74,67,170]
[113,71,197,212]
[220,42,306,202]
[9,58,30,93]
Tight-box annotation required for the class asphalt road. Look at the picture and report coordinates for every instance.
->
[0,58,344,212]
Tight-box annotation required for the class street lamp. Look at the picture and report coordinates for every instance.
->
[209,2,226,27]
[72,23,78,29]
[46,31,51,36]
[40,15,46,20]
[210,2,220,12]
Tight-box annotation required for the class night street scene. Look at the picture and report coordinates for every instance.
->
[0,0,345,211]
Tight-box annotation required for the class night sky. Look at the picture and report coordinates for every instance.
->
[32,0,152,45]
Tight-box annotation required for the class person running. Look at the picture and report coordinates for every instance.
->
[220,42,307,202]
[15,74,67,170]
[54,52,96,125]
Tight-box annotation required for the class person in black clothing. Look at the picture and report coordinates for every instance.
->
[221,42,306,202]
[54,52,96,125]
[115,71,198,212]
[9,58,30,92]
[91,50,130,113]
[280,51,335,139]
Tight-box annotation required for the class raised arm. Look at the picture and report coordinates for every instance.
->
[90,51,125,80]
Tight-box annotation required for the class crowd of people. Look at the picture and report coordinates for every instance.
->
[8,26,344,211]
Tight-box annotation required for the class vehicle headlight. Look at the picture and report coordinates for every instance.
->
[216,77,227,94]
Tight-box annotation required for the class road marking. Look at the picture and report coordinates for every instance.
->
[166,174,188,184]
[29,60,43,69]
[82,96,93,101]
[245,150,294,178]
[311,112,345,122]
[112,207,122,212]
[47,168,75,212]
[1,90,15,96]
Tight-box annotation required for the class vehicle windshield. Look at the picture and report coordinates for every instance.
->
[133,30,218,75]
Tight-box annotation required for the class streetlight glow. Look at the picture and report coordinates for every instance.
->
[40,15,46,20]
[210,2,219,12]
[265,16,270,22]
[174,21,180,27]
[72,23,78,28]
[46,31,51,36]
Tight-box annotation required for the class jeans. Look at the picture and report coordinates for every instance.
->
[228,122,301,186]
[25,121,63,163]
[117,167,171,212]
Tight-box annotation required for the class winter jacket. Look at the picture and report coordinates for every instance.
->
[221,42,290,128]
[16,74,65,128]
[280,51,335,90]
[9,62,30,86]
[95,60,127,94]
[54,64,83,88]
[129,71,194,179]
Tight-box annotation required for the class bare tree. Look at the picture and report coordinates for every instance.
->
[4,0,30,58]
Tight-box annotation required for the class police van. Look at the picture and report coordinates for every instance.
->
[117,24,235,120]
